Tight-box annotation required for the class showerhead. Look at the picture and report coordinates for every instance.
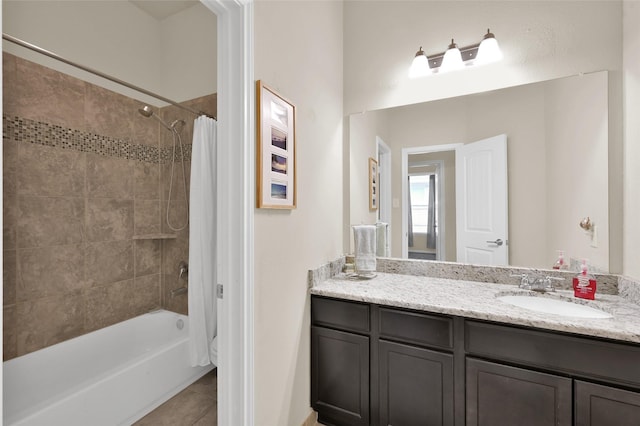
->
[170,119,186,132]
[138,105,154,118]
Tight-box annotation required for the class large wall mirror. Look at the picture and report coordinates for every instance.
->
[349,71,618,273]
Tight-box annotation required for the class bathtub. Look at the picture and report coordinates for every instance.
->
[3,309,215,426]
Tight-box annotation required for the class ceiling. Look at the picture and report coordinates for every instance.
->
[129,0,199,21]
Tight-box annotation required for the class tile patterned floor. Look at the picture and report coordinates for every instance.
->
[133,368,217,426]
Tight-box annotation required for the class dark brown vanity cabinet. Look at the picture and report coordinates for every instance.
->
[378,340,454,426]
[311,297,371,426]
[311,326,370,426]
[466,358,572,426]
[311,297,454,426]
[465,320,640,426]
[311,295,640,426]
[574,381,640,425]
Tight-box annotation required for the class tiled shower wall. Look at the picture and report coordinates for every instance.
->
[2,52,216,360]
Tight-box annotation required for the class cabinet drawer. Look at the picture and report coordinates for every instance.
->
[312,296,370,334]
[465,321,640,389]
[379,307,453,349]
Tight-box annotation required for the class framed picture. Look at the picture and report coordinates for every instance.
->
[369,157,378,210]
[256,80,296,209]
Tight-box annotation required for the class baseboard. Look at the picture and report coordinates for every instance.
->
[301,409,319,426]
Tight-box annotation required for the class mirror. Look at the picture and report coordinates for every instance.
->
[349,71,613,272]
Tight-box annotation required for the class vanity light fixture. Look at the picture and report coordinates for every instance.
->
[476,29,503,64]
[440,39,464,73]
[409,46,431,79]
[408,29,503,78]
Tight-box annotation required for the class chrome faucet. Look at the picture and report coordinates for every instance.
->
[511,274,564,293]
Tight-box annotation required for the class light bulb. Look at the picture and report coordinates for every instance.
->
[476,29,503,65]
[439,39,464,73]
[409,46,431,79]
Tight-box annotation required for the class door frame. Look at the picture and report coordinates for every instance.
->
[377,136,392,238]
[201,1,254,425]
[402,144,462,259]
[408,160,444,260]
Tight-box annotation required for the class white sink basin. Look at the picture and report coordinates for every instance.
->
[497,295,612,319]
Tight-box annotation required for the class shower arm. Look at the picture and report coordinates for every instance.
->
[3,33,216,120]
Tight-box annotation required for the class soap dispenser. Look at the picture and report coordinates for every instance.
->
[552,250,568,270]
[573,259,596,300]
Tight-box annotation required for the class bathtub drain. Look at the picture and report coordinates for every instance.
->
[176,319,184,330]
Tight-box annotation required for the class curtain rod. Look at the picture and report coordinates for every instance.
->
[3,33,216,120]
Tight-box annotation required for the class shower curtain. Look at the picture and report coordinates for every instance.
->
[188,116,218,367]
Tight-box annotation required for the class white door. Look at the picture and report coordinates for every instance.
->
[455,134,508,265]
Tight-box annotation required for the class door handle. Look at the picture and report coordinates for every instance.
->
[486,239,504,246]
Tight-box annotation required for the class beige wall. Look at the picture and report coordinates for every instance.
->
[374,74,609,270]
[348,110,389,252]
[624,1,640,279]
[545,74,609,272]
[2,1,216,104]
[253,1,344,425]
[384,84,545,265]
[343,1,625,272]
[344,1,622,114]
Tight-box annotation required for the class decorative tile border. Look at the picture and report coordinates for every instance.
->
[160,143,192,163]
[3,115,191,164]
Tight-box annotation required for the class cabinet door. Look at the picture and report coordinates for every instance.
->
[379,340,454,426]
[466,358,572,426]
[575,380,640,426]
[311,326,369,426]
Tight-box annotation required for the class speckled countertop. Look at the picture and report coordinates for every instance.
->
[310,272,640,344]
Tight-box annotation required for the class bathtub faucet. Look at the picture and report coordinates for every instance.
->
[179,261,188,280]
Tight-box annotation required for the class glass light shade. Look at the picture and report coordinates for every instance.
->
[409,51,430,79]
[476,31,503,65]
[440,43,464,73]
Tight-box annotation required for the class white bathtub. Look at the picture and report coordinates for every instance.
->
[3,309,215,426]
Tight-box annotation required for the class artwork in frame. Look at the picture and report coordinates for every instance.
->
[369,157,378,211]
[256,80,296,209]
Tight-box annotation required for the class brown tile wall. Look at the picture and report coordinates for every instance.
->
[2,52,217,360]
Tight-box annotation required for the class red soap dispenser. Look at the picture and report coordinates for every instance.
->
[552,250,568,270]
[573,259,596,300]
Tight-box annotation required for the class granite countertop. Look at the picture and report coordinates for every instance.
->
[310,272,640,344]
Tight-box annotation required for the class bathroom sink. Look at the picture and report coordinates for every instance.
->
[497,295,612,319]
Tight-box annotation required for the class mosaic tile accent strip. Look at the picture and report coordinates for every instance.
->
[3,115,192,164]
[161,144,193,163]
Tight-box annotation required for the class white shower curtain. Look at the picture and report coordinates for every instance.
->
[188,116,218,367]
